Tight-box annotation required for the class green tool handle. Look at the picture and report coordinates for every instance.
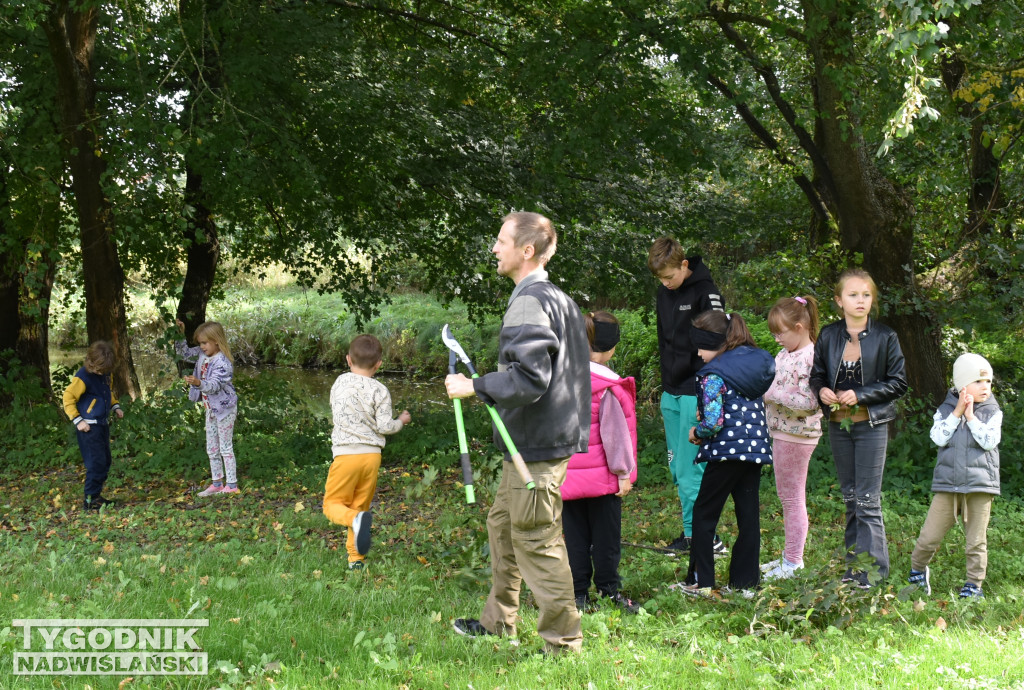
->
[471,373,536,490]
[453,398,476,504]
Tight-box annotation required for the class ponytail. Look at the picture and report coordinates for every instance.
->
[768,295,820,342]
[691,310,755,352]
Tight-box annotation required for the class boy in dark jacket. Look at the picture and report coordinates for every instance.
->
[63,341,124,510]
[909,354,1001,599]
[648,237,725,553]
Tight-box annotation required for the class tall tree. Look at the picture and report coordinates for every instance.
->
[42,0,139,398]
[632,0,953,402]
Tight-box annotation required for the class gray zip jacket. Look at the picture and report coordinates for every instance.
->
[930,389,1002,495]
[473,268,591,462]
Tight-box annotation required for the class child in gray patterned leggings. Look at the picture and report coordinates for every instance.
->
[176,320,241,496]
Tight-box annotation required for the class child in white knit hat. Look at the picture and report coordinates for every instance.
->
[908,353,1001,598]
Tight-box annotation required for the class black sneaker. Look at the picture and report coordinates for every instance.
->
[607,592,641,614]
[348,561,365,571]
[84,495,116,511]
[712,535,728,557]
[575,594,592,613]
[667,533,691,552]
[352,511,372,556]
[453,618,493,637]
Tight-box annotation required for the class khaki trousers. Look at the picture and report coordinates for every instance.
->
[911,492,994,585]
[480,457,582,653]
[323,453,381,563]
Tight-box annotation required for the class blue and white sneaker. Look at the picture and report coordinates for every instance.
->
[959,582,983,598]
[908,567,931,595]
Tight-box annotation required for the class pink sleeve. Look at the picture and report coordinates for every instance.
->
[599,391,634,476]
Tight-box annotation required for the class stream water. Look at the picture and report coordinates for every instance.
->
[49,348,449,412]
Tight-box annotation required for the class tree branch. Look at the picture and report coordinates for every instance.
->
[710,12,837,201]
[705,72,831,224]
[695,9,806,43]
[325,0,509,57]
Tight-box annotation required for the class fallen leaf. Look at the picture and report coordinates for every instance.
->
[416,556,428,565]
[117,677,134,689]
[239,556,253,566]
[103,542,114,555]
[294,501,305,513]
[228,618,241,624]
[913,600,925,612]
[935,616,947,631]
[94,557,106,566]
[199,576,209,585]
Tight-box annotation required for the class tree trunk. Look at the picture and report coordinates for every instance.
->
[804,1,946,404]
[43,1,139,399]
[0,172,57,403]
[176,0,224,344]
[940,52,1007,242]
[177,169,221,338]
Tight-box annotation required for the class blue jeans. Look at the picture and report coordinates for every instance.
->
[830,421,890,579]
[78,423,112,498]
[661,393,705,536]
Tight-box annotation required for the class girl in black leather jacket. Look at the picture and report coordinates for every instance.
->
[809,268,908,585]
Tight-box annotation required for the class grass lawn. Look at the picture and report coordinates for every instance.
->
[3,456,1024,689]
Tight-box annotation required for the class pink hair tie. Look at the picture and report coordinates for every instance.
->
[794,296,807,305]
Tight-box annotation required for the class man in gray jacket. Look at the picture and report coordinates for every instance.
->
[446,211,590,654]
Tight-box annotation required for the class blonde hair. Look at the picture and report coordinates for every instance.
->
[834,268,880,318]
[193,322,233,363]
[84,341,115,375]
[768,296,820,342]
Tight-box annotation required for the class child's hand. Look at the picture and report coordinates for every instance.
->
[115,408,124,419]
[954,387,970,417]
[963,393,975,421]
[615,476,632,497]
[819,387,839,406]
[184,375,200,387]
[399,410,411,425]
[176,318,186,334]
[688,426,700,445]
[836,389,858,407]
[77,421,91,432]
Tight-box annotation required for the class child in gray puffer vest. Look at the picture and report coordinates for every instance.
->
[908,353,1002,599]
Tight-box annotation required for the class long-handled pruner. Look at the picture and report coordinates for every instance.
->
[448,346,476,504]
[442,324,536,493]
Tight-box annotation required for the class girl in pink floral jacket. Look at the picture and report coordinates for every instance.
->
[762,297,823,580]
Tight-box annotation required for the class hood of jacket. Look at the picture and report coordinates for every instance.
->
[697,346,776,399]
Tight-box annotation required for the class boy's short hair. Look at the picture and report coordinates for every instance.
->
[504,212,557,264]
[648,237,686,274]
[348,334,383,369]
[84,341,115,375]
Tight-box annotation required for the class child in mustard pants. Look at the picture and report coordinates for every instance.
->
[323,334,410,569]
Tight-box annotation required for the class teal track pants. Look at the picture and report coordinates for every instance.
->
[661,392,705,537]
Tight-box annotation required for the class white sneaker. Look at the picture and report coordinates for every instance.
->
[764,559,804,580]
[760,559,781,573]
[197,484,225,497]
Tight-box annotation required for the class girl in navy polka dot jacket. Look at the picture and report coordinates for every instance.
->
[677,310,776,595]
